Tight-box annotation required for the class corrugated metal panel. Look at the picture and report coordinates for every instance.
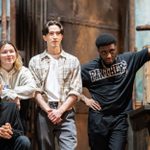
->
[16,0,129,65]
[16,0,46,64]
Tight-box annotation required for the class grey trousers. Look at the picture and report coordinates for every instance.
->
[36,109,77,150]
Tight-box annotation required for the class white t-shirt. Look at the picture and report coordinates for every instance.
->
[45,55,61,102]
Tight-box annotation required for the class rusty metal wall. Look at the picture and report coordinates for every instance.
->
[15,1,129,149]
[16,0,129,64]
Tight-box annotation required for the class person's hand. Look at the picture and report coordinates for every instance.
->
[47,109,62,124]
[0,123,13,139]
[85,98,101,111]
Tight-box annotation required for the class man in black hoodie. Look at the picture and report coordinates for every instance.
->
[0,101,31,150]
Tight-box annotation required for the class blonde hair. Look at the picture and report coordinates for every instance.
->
[0,41,23,71]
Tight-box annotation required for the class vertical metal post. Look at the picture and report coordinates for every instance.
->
[129,0,135,52]
[10,0,16,44]
[129,0,136,110]
[1,0,7,40]
[128,1,135,149]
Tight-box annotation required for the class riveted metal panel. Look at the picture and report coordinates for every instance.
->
[16,0,129,64]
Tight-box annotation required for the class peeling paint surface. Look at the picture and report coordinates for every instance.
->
[135,0,150,101]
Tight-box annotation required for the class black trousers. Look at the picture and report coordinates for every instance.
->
[88,110,128,150]
[0,135,31,150]
[0,102,31,150]
[20,100,30,133]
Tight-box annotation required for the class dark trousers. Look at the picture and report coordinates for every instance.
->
[0,135,31,150]
[20,100,30,133]
[88,110,128,150]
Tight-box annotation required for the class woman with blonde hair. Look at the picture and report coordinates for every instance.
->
[0,41,36,131]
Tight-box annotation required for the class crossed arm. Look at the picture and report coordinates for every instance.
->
[35,92,77,125]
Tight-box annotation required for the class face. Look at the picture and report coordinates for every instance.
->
[0,44,17,68]
[43,24,63,48]
[98,43,117,65]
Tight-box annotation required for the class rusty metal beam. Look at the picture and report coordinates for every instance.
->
[10,0,16,44]
[128,0,138,111]
[129,0,135,52]
[48,15,120,31]
[1,0,7,40]
[136,24,150,31]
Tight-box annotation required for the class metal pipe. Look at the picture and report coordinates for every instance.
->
[1,0,7,40]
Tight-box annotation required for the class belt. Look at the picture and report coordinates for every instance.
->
[48,101,61,109]
[48,101,73,111]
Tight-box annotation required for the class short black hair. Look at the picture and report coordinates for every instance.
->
[95,33,117,49]
[42,20,64,36]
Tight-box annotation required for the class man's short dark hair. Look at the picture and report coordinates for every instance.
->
[42,20,64,36]
[95,33,117,49]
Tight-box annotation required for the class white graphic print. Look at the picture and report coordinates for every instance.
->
[89,60,127,82]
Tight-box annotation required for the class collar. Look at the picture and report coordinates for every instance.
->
[99,57,118,68]
[40,49,67,61]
